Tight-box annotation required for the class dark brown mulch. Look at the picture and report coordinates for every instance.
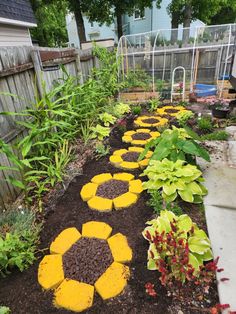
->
[164,109,179,114]
[96,179,129,199]
[63,237,113,285]
[132,132,151,140]
[122,152,140,162]
[0,117,219,314]
[142,118,160,124]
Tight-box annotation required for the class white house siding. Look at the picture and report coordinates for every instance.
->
[0,24,32,46]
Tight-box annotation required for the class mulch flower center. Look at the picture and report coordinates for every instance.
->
[142,118,159,124]
[122,151,140,162]
[164,108,179,113]
[96,179,129,199]
[132,132,151,140]
[63,237,113,285]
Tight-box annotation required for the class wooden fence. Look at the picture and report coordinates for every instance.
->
[0,46,98,210]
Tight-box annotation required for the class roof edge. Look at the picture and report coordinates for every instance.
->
[0,17,37,28]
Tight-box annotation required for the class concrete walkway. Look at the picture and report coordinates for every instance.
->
[199,138,236,313]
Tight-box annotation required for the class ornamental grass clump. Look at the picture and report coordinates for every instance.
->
[143,210,213,286]
[142,158,207,203]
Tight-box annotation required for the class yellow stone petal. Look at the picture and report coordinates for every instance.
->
[38,255,64,290]
[136,128,150,133]
[95,262,130,300]
[113,173,134,181]
[113,149,128,156]
[108,233,132,263]
[88,196,113,212]
[124,130,136,136]
[80,183,98,201]
[91,173,112,184]
[138,159,150,169]
[109,155,123,165]
[50,228,82,255]
[145,151,153,158]
[131,139,146,146]
[129,179,143,194]
[113,192,138,210]
[82,221,112,239]
[54,279,94,312]
[150,131,160,138]
[120,161,139,170]
[128,146,143,153]
[122,135,132,143]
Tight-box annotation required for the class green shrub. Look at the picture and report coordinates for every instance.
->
[197,116,213,132]
[176,110,194,126]
[91,124,110,141]
[0,306,10,314]
[139,126,210,164]
[148,98,161,112]
[200,130,229,141]
[113,103,131,118]
[142,158,207,203]
[131,105,142,115]
[95,143,110,159]
[147,190,183,216]
[143,210,213,284]
[99,112,116,126]
[0,208,41,276]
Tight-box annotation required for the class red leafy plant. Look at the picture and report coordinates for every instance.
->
[143,210,218,297]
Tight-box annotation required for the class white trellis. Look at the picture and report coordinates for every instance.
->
[117,23,236,99]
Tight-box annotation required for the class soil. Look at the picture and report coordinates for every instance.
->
[142,118,160,124]
[164,109,179,114]
[122,152,140,162]
[63,237,113,285]
[96,179,129,199]
[132,133,151,140]
[0,111,219,314]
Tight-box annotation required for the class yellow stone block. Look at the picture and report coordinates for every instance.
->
[136,128,150,133]
[138,159,150,169]
[113,192,138,210]
[108,233,132,263]
[50,228,81,255]
[82,221,112,239]
[122,135,132,143]
[150,131,160,138]
[124,130,136,136]
[80,183,98,201]
[145,151,153,158]
[54,279,94,312]
[131,140,146,146]
[113,149,128,156]
[129,179,143,194]
[109,155,122,165]
[128,146,143,153]
[113,173,134,181]
[88,196,113,212]
[95,262,130,300]
[38,255,64,290]
[120,161,139,170]
[91,173,112,184]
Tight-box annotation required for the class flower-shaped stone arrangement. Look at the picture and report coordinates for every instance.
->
[80,173,143,211]
[109,147,152,170]
[38,222,132,312]
[134,115,168,128]
[156,105,189,117]
[122,128,160,146]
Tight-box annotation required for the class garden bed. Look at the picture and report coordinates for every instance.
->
[0,109,219,314]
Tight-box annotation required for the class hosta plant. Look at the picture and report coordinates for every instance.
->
[113,103,131,117]
[139,126,210,164]
[99,112,116,126]
[143,210,213,284]
[91,124,110,141]
[142,158,207,203]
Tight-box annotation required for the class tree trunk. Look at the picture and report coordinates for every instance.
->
[116,12,123,39]
[182,4,192,43]
[171,13,179,44]
[73,2,86,47]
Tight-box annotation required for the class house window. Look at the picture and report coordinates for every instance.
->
[134,9,145,20]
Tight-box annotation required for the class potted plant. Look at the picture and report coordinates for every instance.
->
[209,99,230,119]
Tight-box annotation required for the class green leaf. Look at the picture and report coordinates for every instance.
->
[188,253,201,274]
[178,189,194,202]
[188,236,211,254]
[7,176,25,189]
[147,259,158,270]
[178,214,193,232]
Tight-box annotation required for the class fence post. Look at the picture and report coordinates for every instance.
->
[75,50,83,85]
[30,50,44,99]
